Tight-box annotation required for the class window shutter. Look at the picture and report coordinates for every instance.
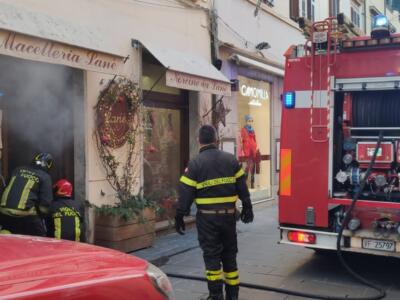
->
[290,0,300,21]
[307,0,312,20]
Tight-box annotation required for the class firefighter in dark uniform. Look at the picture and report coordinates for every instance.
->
[0,153,54,236]
[47,179,84,242]
[175,125,254,300]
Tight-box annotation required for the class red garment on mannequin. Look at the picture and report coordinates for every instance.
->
[241,127,257,159]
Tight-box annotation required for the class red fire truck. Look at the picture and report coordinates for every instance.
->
[279,15,400,257]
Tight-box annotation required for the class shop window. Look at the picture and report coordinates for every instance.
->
[143,93,188,222]
[237,76,271,195]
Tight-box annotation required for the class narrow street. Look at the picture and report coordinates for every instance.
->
[135,201,400,300]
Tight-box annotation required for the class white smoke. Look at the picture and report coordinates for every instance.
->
[0,54,80,181]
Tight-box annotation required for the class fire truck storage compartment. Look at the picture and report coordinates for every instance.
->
[333,90,400,202]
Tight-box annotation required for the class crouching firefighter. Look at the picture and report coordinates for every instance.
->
[47,179,84,242]
[0,153,54,236]
[175,125,254,300]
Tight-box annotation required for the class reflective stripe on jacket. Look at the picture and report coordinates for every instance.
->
[177,144,250,214]
[47,197,84,242]
[0,166,53,216]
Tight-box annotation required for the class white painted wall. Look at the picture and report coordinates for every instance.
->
[315,0,330,21]
[215,0,305,65]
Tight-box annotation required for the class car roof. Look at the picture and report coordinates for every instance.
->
[0,235,148,291]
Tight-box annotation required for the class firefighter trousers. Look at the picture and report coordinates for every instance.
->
[0,213,46,236]
[196,211,239,299]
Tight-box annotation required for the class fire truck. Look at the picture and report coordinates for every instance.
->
[279,14,400,258]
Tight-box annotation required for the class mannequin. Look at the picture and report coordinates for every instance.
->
[240,115,258,188]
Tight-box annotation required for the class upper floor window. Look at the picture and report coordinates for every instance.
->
[351,2,361,28]
[330,0,340,17]
[311,0,315,22]
[290,0,314,22]
[386,0,399,12]
[262,0,274,7]
[290,0,300,21]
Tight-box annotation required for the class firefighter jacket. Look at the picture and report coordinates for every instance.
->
[0,166,53,217]
[47,197,84,242]
[177,144,251,215]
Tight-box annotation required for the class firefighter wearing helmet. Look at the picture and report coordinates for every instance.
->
[47,179,84,242]
[0,153,54,236]
[175,125,254,300]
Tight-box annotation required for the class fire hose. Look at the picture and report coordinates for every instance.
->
[166,131,386,299]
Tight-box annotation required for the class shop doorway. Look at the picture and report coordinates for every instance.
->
[0,55,83,197]
[143,92,189,222]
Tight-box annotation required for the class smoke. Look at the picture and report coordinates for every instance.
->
[0,54,81,181]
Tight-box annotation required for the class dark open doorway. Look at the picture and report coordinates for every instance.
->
[0,55,82,195]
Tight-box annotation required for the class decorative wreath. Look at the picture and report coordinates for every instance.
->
[95,77,141,195]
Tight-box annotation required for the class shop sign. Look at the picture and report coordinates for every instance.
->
[0,29,125,75]
[97,97,131,148]
[240,84,269,107]
[166,70,231,96]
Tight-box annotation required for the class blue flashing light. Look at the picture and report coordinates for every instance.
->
[373,14,388,28]
[371,14,390,39]
[283,92,295,108]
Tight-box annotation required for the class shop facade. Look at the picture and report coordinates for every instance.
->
[0,0,230,242]
[213,0,306,200]
[217,46,285,201]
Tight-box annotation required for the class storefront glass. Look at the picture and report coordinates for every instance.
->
[237,75,271,194]
[143,106,182,222]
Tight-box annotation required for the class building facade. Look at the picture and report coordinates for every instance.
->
[213,0,305,200]
[301,0,400,36]
[0,0,230,240]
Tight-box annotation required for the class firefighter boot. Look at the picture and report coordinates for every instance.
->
[199,294,224,300]
[225,285,239,300]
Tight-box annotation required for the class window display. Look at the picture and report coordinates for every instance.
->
[240,115,259,188]
[237,76,271,193]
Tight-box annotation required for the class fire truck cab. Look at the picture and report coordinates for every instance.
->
[279,15,400,257]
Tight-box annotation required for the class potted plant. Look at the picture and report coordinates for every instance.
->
[93,77,158,252]
[95,193,157,253]
[147,189,178,223]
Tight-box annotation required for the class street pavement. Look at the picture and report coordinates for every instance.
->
[134,200,400,300]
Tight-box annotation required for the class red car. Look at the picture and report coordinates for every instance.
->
[0,235,175,300]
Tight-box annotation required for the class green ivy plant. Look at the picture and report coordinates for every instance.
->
[96,193,158,222]
[94,77,158,222]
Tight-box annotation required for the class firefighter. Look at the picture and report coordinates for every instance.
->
[47,179,84,242]
[0,153,54,236]
[175,125,254,300]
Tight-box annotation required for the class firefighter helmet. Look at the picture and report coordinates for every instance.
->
[33,152,54,171]
[54,179,73,198]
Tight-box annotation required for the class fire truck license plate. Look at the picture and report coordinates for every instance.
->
[362,239,396,252]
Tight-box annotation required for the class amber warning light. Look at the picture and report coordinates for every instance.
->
[287,231,316,244]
